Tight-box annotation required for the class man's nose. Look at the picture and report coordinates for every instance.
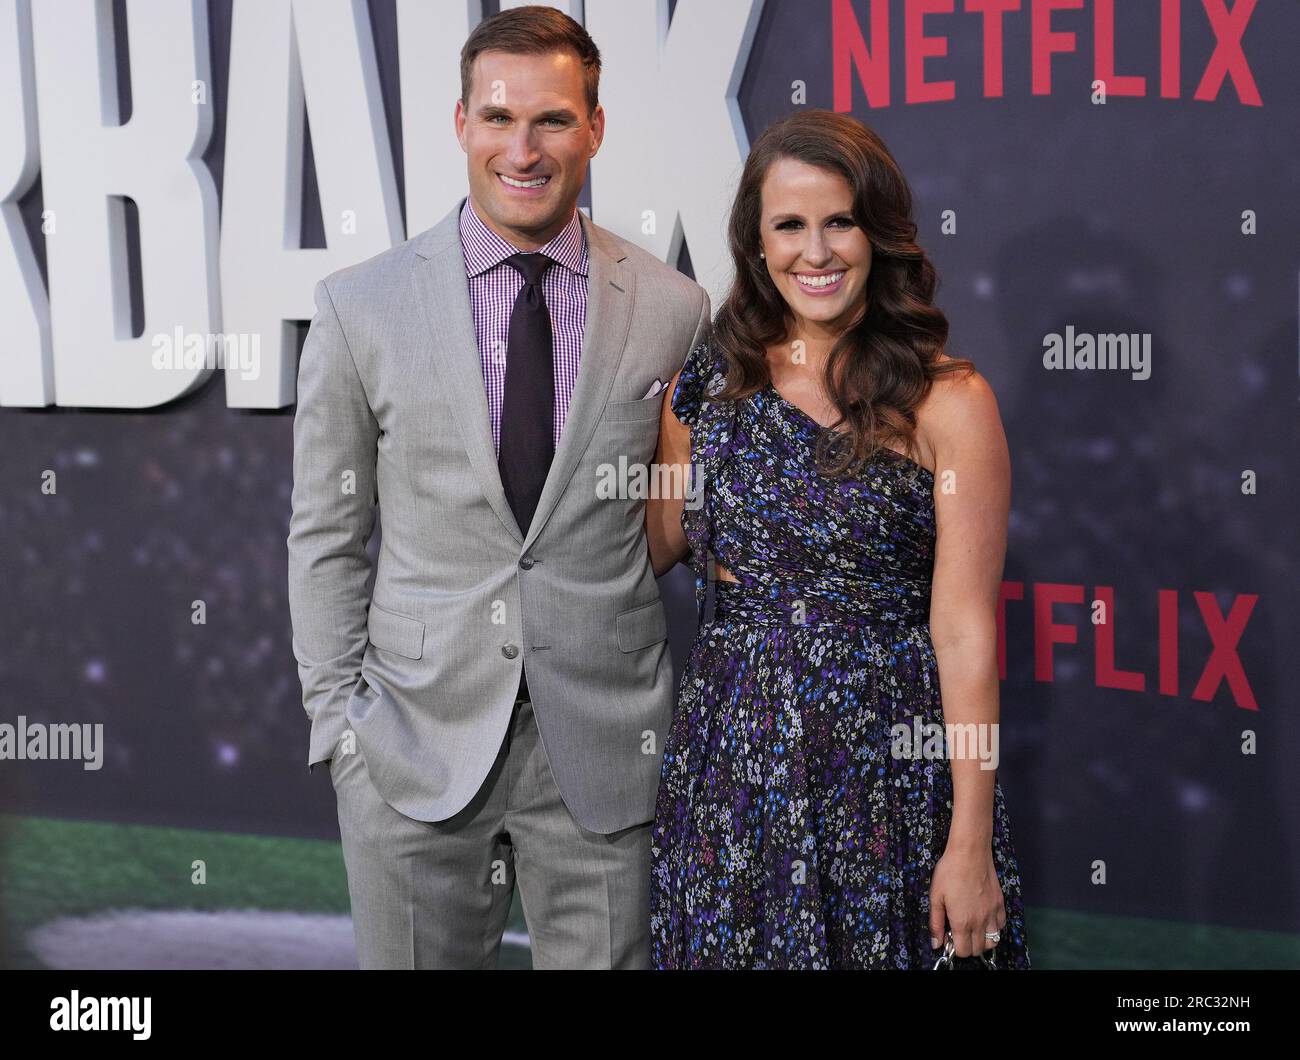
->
[504,126,543,171]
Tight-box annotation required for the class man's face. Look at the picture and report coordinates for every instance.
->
[455,49,603,249]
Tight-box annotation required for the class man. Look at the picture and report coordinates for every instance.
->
[287,6,708,969]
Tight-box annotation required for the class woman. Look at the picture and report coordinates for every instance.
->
[645,109,1031,969]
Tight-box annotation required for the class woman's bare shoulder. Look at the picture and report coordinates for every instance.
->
[914,353,999,465]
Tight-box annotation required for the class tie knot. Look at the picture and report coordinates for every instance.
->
[504,252,554,287]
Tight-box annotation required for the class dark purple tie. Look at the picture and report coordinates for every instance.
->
[498,252,555,536]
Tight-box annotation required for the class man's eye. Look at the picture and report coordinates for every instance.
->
[487,114,509,124]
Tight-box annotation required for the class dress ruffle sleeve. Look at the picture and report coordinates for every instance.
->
[670,338,725,429]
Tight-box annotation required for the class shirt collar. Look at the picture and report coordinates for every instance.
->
[459,196,588,279]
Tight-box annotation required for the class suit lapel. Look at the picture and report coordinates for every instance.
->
[411,201,523,542]
[521,212,632,553]
[410,202,633,552]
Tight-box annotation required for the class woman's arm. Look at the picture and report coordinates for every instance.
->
[926,368,1011,844]
[923,367,1012,953]
[645,366,692,578]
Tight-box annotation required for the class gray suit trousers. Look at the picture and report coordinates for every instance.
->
[330,687,652,969]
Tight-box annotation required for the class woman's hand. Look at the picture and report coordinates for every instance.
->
[928,844,1006,958]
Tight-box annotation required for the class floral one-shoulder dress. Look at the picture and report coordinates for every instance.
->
[648,339,1032,970]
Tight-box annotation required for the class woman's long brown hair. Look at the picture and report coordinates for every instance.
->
[713,109,974,478]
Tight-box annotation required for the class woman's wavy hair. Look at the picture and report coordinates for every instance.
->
[713,109,974,478]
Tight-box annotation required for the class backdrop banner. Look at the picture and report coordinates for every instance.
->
[1,0,1295,939]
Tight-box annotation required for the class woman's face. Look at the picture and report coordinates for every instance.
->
[758,157,872,336]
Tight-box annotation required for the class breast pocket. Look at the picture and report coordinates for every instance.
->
[602,393,666,423]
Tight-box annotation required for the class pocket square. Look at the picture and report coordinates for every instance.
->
[641,378,668,399]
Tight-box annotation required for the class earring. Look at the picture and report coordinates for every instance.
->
[759,250,765,259]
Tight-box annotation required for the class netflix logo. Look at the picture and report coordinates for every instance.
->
[832,0,1263,110]
[998,582,1260,711]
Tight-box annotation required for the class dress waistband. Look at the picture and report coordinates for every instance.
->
[708,576,929,630]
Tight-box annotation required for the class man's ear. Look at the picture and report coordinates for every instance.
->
[453,98,468,152]
[589,103,606,158]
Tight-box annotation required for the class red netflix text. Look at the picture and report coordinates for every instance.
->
[832,0,1262,110]
[998,582,1260,711]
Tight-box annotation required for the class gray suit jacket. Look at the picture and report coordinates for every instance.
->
[287,199,709,834]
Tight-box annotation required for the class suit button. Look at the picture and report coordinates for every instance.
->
[502,644,519,659]
[519,557,534,570]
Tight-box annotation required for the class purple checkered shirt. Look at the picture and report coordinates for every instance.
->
[458,197,588,455]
